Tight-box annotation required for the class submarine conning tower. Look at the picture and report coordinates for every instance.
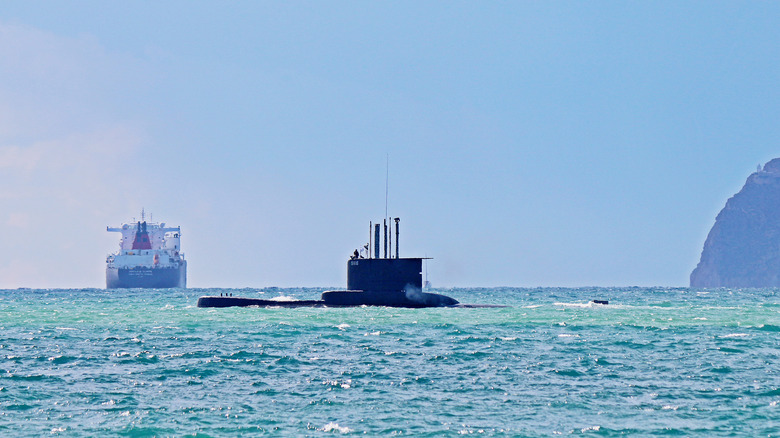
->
[321,217,458,307]
[347,217,422,292]
[347,257,423,292]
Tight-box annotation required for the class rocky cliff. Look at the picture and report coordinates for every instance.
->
[691,158,780,288]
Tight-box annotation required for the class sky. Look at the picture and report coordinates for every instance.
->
[1,1,779,289]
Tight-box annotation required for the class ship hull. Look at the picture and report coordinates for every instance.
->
[106,262,186,289]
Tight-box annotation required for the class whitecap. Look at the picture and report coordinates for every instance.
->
[555,302,593,308]
[701,306,740,310]
[269,295,297,302]
[336,323,350,330]
[458,429,486,434]
[319,422,352,433]
[719,333,749,338]
[555,302,607,309]
[323,379,351,389]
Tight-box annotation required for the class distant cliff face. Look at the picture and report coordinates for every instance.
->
[691,158,780,288]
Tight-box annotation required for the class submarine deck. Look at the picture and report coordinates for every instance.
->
[196,296,507,309]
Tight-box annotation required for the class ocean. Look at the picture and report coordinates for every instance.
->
[0,287,778,436]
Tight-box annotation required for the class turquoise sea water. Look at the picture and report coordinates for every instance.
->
[1,287,778,436]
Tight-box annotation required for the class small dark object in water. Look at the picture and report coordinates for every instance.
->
[592,300,609,305]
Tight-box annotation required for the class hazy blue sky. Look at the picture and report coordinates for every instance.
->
[1,2,779,288]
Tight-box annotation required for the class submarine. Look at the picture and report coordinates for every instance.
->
[197,218,465,308]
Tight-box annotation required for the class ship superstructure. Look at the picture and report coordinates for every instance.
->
[106,212,186,288]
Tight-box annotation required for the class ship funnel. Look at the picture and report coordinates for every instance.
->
[132,220,152,250]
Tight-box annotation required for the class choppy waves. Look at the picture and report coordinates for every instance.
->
[0,287,779,436]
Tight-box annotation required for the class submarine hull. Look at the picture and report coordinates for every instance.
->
[197,295,503,309]
[196,291,458,308]
[197,296,327,308]
[321,290,458,307]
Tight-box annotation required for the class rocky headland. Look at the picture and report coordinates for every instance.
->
[691,158,780,288]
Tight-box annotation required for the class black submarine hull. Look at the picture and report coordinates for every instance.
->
[197,297,329,308]
[196,296,504,309]
[197,290,459,308]
[322,290,458,307]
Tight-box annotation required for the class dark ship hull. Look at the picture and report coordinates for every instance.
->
[106,262,187,289]
[196,292,463,308]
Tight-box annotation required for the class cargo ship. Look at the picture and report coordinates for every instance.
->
[106,211,186,288]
